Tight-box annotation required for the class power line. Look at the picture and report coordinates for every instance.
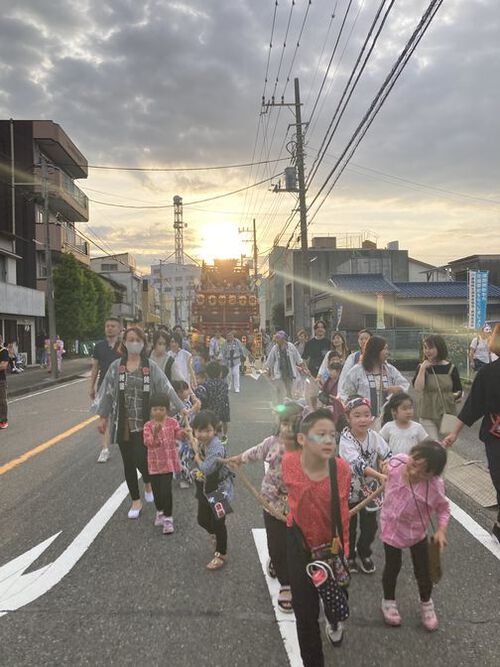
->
[306,0,395,188]
[62,156,290,172]
[88,172,281,209]
[307,0,445,224]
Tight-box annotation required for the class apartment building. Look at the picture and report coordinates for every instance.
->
[91,253,142,323]
[150,262,200,329]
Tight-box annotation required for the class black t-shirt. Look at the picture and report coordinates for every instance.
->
[412,363,462,393]
[93,339,121,387]
[303,337,331,376]
[0,346,9,382]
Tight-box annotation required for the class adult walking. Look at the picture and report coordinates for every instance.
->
[469,327,496,372]
[316,331,350,379]
[220,330,245,393]
[444,324,500,543]
[413,334,462,440]
[166,333,197,388]
[302,320,331,406]
[337,329,372,396]
[293,329,309,357]
[263,331,306,403]
[94,326,185,518]
[90,317,122,462]
[340,335,409,422]
[209,333,220,361]
[149,330,171,375]
[0,335,9,429]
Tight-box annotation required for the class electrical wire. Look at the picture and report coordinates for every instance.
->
[307,0,445,225]
[88,172,281,209]
[306,0,395,189]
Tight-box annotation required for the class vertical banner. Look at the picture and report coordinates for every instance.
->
[468,270,489,329]
[335,304,343,331]
[376,293,385,329]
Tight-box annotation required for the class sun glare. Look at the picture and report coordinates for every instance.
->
[198,222,245,263]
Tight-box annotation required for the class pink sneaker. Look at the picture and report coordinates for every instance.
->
[154,511,164,526]
[163,517,174,535]
[381,599,402,626]
[420,600,439,631]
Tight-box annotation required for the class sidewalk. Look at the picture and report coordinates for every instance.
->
[6,357,93,398]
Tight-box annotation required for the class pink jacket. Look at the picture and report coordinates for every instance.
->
[143,418,183,475]
[380,454,450,549]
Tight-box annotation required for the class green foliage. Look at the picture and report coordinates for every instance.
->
[53,253,113,346]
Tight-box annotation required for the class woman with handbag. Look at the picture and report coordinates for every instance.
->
[339,336,409,427]
[443,324,500,543]
[413,335,462,439]
[94,327,186,519]
[282,408,351,666]
[380,440,450,631]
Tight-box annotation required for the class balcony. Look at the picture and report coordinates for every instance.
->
[0,281,45,317]
[35,222,90,266]
[33,165,89,221]
[32,120,88,178]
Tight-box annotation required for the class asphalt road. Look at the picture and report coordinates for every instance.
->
[0,375,499,666]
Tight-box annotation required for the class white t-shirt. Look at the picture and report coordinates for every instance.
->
[167,349,192,383]
[470,337,491,364]
[379,420,429,455]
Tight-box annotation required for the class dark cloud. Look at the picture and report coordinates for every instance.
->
[0,0,498,268]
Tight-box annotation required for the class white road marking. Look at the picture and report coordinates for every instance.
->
[8,378,87,403]
[252,528,302,667]
[448,498,500,561]
[0,480,129,616]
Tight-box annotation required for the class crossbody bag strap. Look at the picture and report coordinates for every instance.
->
[409,479,435,534]
[329,456,344,550]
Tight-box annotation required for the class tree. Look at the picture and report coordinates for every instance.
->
[53,253,114,348]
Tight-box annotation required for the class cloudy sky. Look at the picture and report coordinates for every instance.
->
[1,0,499,273]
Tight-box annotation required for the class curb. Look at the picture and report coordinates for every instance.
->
[8,373,86,399]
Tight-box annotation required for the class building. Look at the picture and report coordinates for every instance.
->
[141,279,161,327]
[408,257,452,282]
[150,262,200,329]
[91,253,142,323]
[447,255,500,286]
[266,237,410,333]
[0,119,90,294]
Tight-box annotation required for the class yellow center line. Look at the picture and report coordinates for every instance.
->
[0,416,99,476]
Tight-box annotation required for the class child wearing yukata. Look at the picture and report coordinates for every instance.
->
[172,380,201,488]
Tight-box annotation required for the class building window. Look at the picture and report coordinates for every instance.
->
[102,263,118,271]
[0,255,7,282]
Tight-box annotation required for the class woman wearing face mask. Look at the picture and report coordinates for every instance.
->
[94,326,186,519]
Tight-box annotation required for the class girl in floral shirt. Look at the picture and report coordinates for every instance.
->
[227,401,304,612]
[143,393,185,535]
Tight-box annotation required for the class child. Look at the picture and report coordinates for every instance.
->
[143,393,184,535]
[318,359,345,425]
[339,396,391,574]
[380,441,449,630]
[379,393,429,455]
[227,401,304,613]
[204,362,230,443]
[172,380,201,489]
[282,409,351,664]
[192,410,234,570]
[194,369,208,409]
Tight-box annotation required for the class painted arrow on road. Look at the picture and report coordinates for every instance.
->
[0,480,129,616]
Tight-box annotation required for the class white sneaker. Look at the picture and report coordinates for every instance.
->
[128,505,142,519]
[97,448,110,463]
[325,621,344,647]
[144,490,154,503]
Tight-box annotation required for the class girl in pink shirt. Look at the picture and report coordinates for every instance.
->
[380,440,450,631]
[143,393,184,535]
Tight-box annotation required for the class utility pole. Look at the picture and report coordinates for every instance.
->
[252,218,258,282]
[41,156,59,378]
[294,77,310,331]
[159,258,165,325]
[9,119,16,256]
[263,77,310,330]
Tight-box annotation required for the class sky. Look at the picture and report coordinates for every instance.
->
[0,0,499,275]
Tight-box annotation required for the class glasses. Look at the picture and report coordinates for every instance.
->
[308,433,336,445]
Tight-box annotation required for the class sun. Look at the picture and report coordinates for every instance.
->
[198,222,245,263]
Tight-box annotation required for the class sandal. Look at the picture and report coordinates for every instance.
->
[277,586,293,613]
[266,558,277,579]
[206,552,227,570]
